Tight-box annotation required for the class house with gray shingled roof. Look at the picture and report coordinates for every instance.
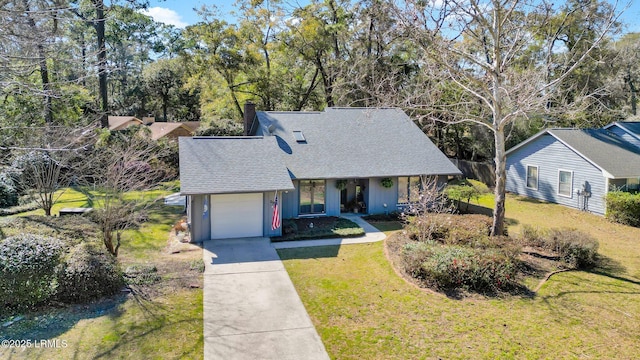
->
[180,106,461,241]
[603,121,640,150]
[506,127,640,215]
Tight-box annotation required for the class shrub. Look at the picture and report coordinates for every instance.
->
[406,213,495,244]
[605,191,640,227]
[520,224,546,248]
[0,234,64,312]
[1,215,99,243]
[189,259,205,273]
[56,243,123,303]
[520,226,599,269]
[0,201,40,216]
[445,185,481,210]
[282,219,298,236]
[402,241,518,292]
[124,264,161,285]
[363,212,401,221]
[402,241,437,278]
[547,229,599,268]
[0,177,18,208]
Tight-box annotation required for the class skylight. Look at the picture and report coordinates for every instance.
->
[293,131,306,142]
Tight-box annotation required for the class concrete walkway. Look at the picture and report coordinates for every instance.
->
[202,216,387,359]
[203,237,330,360]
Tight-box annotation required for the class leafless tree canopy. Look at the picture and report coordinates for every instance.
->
[385,0,623,235]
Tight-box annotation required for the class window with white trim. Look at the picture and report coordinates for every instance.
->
[526,165,538,190]
[558,170,573,197]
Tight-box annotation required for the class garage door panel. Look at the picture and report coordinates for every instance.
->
[211,193,263,239]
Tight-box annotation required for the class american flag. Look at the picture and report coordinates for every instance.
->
[271,192,281,230]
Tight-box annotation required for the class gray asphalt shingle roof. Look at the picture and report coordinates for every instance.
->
[179,136,294,194]
[548,129,640,178]
[254,108,461,179]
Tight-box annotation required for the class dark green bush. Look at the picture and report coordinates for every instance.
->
[56,243,123,303]
[282,219,298,236]
[0,178,18,208]
[362,212,401,221]
[605,191,640,227]
[0,234,64,311]
[403,241,518,292]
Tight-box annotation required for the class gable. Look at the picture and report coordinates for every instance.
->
[149,122,194,140]
[508,128,640,179]
[108,116,143,131]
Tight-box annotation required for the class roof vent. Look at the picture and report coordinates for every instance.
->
[293,131,306,142]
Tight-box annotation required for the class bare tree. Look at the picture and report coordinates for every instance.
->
[82,129,172,256]
[402,175,453,216]
[2,125,95,216]
[391,0,622,235]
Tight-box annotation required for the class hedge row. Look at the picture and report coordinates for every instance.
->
[403,241,519,292]
[605,191,640,227]
[0,234,123,314]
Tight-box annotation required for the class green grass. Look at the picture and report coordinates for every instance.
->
[279,193,640,359]
[368,220,403,234]
[16,188,93,216]
[0,290,203,359]
[0,185,203,359]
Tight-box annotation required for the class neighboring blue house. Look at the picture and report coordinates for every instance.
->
[506,127,640,215]
[603,121,640,150]
[180,106,461,241]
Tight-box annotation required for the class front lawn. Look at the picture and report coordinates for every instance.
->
[278,194,640,359]
[272,216,364,241]
[0,186,203,359]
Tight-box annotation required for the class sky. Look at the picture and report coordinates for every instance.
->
[143,0,640,33]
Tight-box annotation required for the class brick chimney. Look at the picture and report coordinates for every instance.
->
[243,102,256,136]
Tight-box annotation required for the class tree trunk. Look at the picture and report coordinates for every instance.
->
[162,94,168,122]
[492,127,507,236]
[22,0,53,124]
[95,0,108,128]
[316,57,334,107]
[628,66,637,116]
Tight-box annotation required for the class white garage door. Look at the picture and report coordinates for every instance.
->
[210,193,263,239]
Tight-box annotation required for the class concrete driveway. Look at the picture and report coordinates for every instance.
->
[203,237,329,360]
